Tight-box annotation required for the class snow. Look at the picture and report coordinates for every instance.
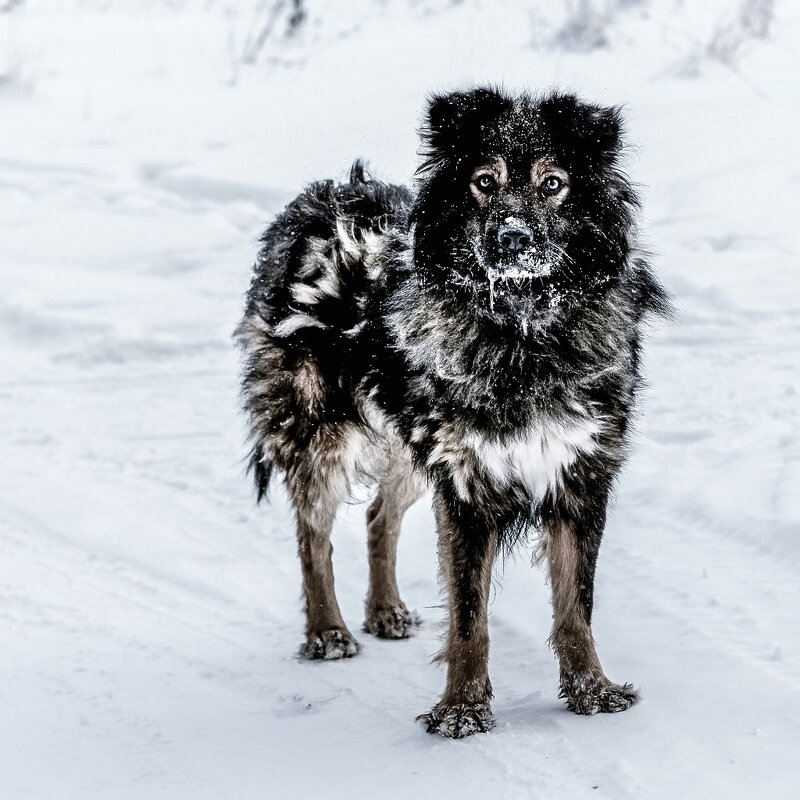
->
[1,1,799,798]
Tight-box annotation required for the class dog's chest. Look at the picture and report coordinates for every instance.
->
[427,411,601,502]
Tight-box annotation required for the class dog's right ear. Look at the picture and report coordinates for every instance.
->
[419,88,510,170]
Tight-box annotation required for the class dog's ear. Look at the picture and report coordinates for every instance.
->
[540,93,623,168]
[419,88,511,169]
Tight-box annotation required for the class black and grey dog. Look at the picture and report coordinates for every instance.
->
[236,87,669,738]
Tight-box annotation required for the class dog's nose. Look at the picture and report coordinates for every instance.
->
[497,224,533,254]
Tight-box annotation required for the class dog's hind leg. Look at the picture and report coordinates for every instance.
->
[419,490,498,738]
[284,423,362,660]
[543,478,639,714]
[364,446,426,639]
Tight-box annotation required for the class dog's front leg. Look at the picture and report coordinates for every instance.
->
[419,489,497,738]
[543,479,639,714]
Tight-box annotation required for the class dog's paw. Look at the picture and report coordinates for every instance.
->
[364,605,419,639]
[561,674,639,715]
[301,629,360,660]
[417,702,494,738]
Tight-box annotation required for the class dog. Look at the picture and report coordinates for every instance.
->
[235,87,669,738]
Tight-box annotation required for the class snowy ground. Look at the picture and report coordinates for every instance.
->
[1,1,799,798]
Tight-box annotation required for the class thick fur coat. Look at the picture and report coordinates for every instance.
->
[236,88,669,738]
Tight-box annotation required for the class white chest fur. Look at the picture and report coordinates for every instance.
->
[467,412,601,499]
[426,410,602,502]
[472,417,600,490]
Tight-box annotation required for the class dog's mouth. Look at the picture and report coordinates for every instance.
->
[480,241,569,313]
[486,261,550,312]
[484,246,560,308]
[487,250,554,281]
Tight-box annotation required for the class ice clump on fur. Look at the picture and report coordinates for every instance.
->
[417,703,495,738]
[487,257,554,311]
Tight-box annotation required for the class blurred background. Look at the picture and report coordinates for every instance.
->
[1,2,798,799]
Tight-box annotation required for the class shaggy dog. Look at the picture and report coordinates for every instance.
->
[235,87,669,738]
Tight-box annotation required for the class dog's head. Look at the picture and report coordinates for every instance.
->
[411,88,637,316]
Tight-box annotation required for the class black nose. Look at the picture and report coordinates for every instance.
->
[497,224,533,254]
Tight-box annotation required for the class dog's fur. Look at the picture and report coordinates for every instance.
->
[235,87,669,738]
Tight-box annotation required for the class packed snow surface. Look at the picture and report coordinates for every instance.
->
[1,1,799,798]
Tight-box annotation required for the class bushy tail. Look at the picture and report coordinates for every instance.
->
[348,158,369,185]
[248,442,274,503]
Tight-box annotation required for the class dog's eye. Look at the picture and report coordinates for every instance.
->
[474,174,497,194]
[541,176,563,196]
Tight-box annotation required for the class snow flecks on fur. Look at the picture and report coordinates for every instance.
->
[363,605,418,639]
[560,674,639,715]
[418,702,495,738]
[487,262,553,311]
[302,629,360,660]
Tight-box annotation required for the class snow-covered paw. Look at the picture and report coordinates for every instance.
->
[364,604,418,639]
[301,629,360,660]
[417,702,494,738]
[561,674,639,715]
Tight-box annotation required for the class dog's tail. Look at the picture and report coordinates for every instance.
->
[248,442,274,503]
[348,158,368,185]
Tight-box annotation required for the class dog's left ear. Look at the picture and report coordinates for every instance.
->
[540,94,623,167]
